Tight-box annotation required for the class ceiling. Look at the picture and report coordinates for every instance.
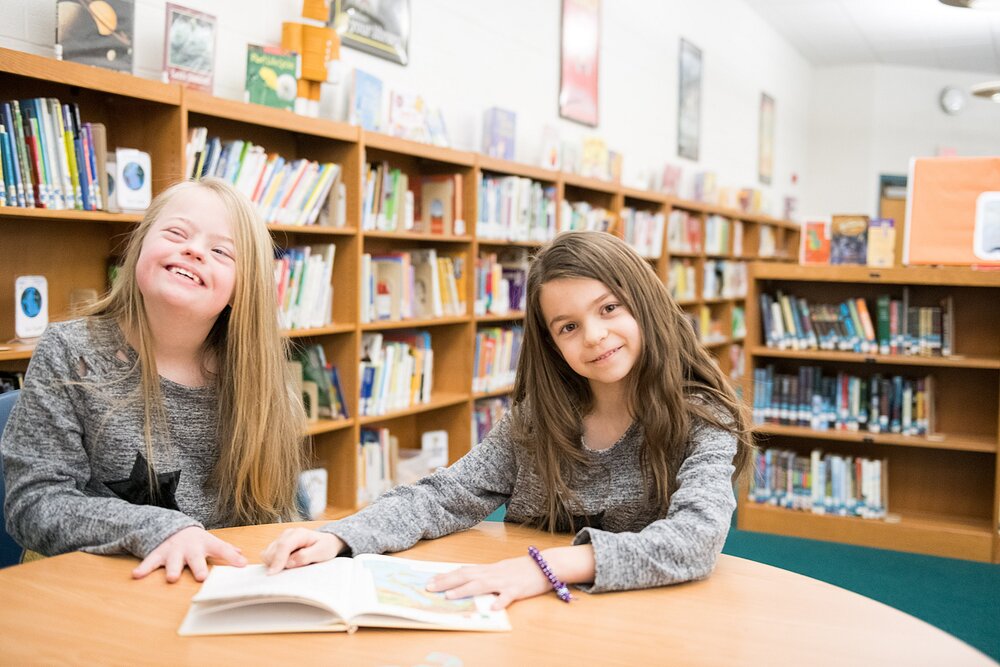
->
[743,0,1000,73]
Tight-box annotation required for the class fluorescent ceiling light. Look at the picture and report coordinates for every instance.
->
[939,0,1000,8]
[971,81,1000,102]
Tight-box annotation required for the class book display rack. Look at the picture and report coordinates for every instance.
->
[742,263,1000,562]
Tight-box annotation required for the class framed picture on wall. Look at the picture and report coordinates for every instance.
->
[559,0,600,127]
[759,93,775,185]
[677,38,701,161]
[330,0,410,65]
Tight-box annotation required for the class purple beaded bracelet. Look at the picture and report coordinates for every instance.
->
[528,545,573,603]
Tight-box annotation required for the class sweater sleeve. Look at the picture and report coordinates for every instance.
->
[1,327,199,558]
[319,414,519,555]
[571,417,738,593]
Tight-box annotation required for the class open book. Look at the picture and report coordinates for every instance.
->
[178,554,511,635]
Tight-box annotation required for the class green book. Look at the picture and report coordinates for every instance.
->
[876,294,891,355]
[245,44,299,111]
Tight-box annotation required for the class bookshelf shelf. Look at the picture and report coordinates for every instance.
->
[754,424,996,454]
[0,343,35,362]
[0,48,181,105]
[362,230,473,243]
[305,418,355,436]
[561,172,619,194]
[358,391,470,424]
[362,131,476,166]
[283,324,355,338]
[743,263,1000,562]
[185,89,358,141]
[360,316,469,331]
[267,224,355,237]
[478,156,559,182]
[0,208,143,224]
[749,346,1000,370]
[739,503,994,562]
[474,386,515,400]
[475,312,526,323]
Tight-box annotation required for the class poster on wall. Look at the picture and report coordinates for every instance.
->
[559,0,600,127]
[677,38,701,161]
[759,93,775,185]
[330,0,410,65]
[56,0,135,72]
[163,3,216,92]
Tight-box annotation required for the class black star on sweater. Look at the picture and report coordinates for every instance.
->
[104,451,181,511]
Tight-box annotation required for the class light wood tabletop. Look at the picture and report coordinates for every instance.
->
[0,521,992,666]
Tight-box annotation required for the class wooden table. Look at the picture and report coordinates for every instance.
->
[0,521,992,666]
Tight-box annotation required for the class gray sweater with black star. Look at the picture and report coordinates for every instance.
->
[322,410,738,593]
[2,318,221,558]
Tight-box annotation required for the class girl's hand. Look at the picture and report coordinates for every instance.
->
[132,526,246,583]
[426,556,552,610]
[261,528,345,574]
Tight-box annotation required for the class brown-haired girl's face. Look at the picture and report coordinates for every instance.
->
[135,187,237,323]
[539,277,641,392]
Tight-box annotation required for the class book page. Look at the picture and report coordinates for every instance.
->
[347,554,511,631]
[191,558,353,616]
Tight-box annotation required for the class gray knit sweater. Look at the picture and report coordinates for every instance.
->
[2,318,220,558]
[322,409,738,593]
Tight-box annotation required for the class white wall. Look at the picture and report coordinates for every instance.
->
[803,64,1000,218]
[1,0,812,216]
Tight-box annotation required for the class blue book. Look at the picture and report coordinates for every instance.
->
[1,103,25,206]
[351,69,383,132]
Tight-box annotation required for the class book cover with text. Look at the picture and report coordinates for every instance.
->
[56,0,135,72]
[164,3,216,92]
[245,44,298,111]
[830,214,868,265]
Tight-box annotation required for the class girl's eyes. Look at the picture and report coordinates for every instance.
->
[165,228,185,238]
[602,303,619,314]
[212,247,234,259]
[559,322,577,334]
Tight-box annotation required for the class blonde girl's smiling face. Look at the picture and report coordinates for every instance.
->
[540,277,641,391]
[135,187,237,322]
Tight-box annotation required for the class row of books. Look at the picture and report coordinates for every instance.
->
[473,396,511,446]
[704,216,744,256]
[291,344,348,421]
[359,331,433,417]
[185,128,345,227]
[361,250,466,324]
[667,210,703,255]
[752,365,936,436]
[559,201,616,234]
[476,174,557,242]
[748,447,889,519]
[362,162,463,236]
[703,260,748,300]
[668,258,698,302]
[357,427,396,505]
[620,208,665,259]
[0,98,106,211]
[474,248,528,316]
[473,326,523,394]
[760,290,953,356]
[275,244,335,330]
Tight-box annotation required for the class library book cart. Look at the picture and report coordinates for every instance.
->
[741,263,1000,563]
[0,47,797,521]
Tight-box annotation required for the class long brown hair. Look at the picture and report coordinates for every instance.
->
[510,231,752,531]
[85,178,304,524]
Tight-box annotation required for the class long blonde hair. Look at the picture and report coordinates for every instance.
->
[510,231,752,531]
[86,178,304,524]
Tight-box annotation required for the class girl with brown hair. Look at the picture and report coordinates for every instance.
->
[264,231,751,608]
[2,178,304,582]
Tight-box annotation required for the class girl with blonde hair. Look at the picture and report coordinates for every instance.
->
[264,231,750,609]
[2,178,304,582]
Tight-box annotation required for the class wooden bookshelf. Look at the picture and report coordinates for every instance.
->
[0,47,800,519]
[742,263,1000,563]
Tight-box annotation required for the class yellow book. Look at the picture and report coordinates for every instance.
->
[866,218,896,268]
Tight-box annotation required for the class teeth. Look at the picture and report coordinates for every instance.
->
[169,266,202,284]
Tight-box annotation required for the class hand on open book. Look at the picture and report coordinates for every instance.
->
[132,526,247,583]
[425,556,551,610]
[261,528,346,574]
